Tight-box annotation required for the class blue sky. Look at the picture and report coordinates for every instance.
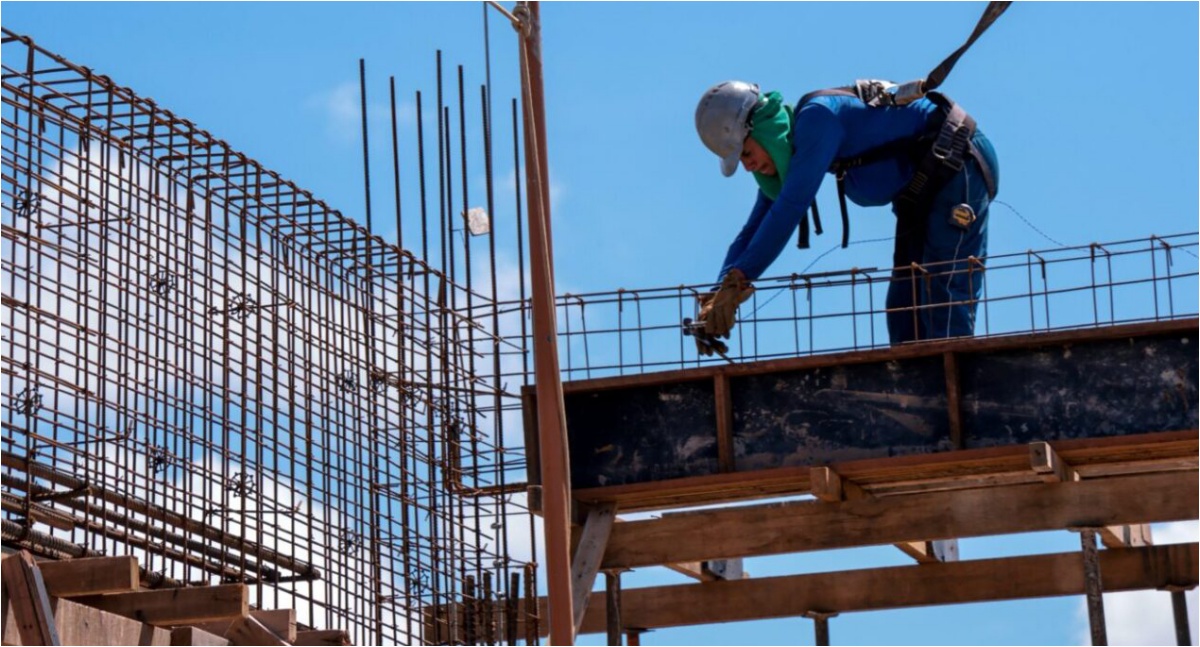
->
[5,2,1197,645]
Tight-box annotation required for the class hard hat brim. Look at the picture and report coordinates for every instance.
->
[719,152,740,177]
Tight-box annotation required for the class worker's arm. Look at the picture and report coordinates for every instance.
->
[719,104,844,281]
[717,191,772,281]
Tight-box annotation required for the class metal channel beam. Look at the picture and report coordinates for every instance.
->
[524,319,1198,511]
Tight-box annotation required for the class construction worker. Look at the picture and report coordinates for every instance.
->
[692,80,999,354]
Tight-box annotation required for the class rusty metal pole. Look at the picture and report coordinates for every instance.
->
[804,611,838,646]
[1166,586,1194,646]
[1077,528,1108,645]
[604,570,624,646]
[516,2,574,644]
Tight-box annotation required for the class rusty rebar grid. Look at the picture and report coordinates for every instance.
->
[486,232,1198,383]
[2,28,536,645]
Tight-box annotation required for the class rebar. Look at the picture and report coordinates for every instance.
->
[1,28,536,645]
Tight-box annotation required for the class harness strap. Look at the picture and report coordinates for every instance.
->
[925,2,1013,93]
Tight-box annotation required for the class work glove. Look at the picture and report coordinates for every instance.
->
[698,268,755,338]
[692,326,729,357]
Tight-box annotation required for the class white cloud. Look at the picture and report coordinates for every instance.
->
[307,82,408,146]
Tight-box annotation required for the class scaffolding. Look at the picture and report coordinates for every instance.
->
[1,27,538,645]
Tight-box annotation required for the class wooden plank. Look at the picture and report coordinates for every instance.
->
[893,540,959,564]
[601,471,1198,569]
[1030,441,1150,549]
[36,556,139,597]
[1,551,61,646]
[574,430,1197,512]
[811,467,955,563]
[72,584,248,626]
[3,595,172,646]
[220,619,288,647]
[292,630,350,646]
[714,374,735,473]
[943,351,964,449]
[662,561,709,581]
[570,502,616,635]
[1030,441,1080,483]
[559,542,1199,635]
[1101,523,1153,549]
[170,627,230,646]
[223,616,288,646]
[193,610,295,642]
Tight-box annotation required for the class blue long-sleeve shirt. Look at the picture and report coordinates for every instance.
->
[717,94,942,281]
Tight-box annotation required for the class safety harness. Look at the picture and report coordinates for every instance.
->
[792,1,1010,250]
[794,86,998,250]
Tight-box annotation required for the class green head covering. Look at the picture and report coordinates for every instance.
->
[748,91,794,200]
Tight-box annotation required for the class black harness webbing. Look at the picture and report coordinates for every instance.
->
[795,91,996,250]
[925,2,1012,93]
[791,0,1010,250]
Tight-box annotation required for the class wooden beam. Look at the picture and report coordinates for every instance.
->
[574,429,1197,512]
[810,467,958,564]
[601,471,1197,569]
[662,561,709,581]
[617,515,743,582]
[1,551,61,646]
[3,595,173,646]
[571,502,616,636]
[1030,441,1153,549]
[1100,523,1153,549]
[194,610,295,642]
[36,556,139,597]
[1029,441,1081,483]
[72,584,248,626]
[224,615,288,646]
[292,630,350,646]
[171,626,229,646]
[714,374,735,472]
[547,543,1200,635]
[943,352,964,449]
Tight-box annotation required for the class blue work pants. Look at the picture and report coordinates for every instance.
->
[885,137,996,344]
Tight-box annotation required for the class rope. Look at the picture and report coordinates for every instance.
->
[993,199,1066,247]
[747,236,893,316]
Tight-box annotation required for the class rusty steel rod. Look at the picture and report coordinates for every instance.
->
[2,28,536,645]
[1078,528,1109,645]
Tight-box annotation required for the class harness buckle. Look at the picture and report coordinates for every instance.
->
[931,123,969,172]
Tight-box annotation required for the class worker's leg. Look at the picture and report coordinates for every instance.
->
[885,207,928,344]
[919,157,992,339]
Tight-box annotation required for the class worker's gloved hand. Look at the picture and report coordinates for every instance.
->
[693,330,729,357]
[700,268,755,338]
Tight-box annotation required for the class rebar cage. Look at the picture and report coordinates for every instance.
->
[505,233,1199,383]
[1,29,538,645]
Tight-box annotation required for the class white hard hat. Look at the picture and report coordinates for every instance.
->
[695,80,762,177]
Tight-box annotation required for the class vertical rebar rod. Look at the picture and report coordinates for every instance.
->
[804,611,837,646]
[359,57,387,646]
[1079,528,1108,645]
[1171,589,1192,646]
[604,570,623,646]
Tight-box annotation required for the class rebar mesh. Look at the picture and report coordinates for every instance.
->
[489,234,1199,383]
[1,29,536,645]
